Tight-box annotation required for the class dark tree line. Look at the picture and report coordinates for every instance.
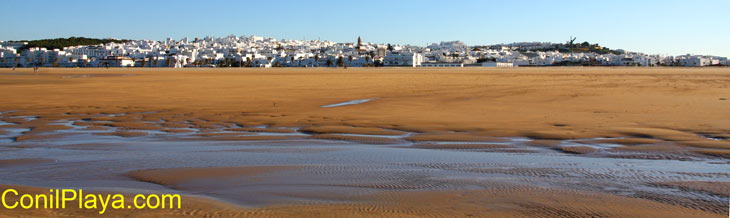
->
[13,37,131,51]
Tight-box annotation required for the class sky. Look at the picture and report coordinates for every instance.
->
[2,0,728,57]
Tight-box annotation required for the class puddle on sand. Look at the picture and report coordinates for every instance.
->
[60,74,136,79]
[0,120,31,141]
[9,116,38,121]
[560,137,624,149]
[329,132,414,139]
[420,137,532,145]
[322,98,377,108]
[697,133,728,141]
[252,132,309,136]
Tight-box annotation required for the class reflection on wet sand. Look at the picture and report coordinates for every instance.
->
[0,110,728,216]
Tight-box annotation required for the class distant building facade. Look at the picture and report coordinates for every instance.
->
[482,62,514,67]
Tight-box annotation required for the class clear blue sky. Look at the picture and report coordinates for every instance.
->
[2,0,728,57]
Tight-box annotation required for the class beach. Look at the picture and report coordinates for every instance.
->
[0,67,728,217]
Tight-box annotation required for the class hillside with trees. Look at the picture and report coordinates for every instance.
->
[473,41,624,55]
[13,37,130,51]
[529,41,623,55]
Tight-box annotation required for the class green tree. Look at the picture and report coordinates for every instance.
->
[337,56,344,67]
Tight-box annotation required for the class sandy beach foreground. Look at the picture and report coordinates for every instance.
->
[0,67,728,217]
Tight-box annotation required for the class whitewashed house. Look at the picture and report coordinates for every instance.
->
[99,56,134,67]
[384,53,423,67]
[482,62,514,67]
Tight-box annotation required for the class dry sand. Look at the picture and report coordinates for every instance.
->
[1,67,727,154]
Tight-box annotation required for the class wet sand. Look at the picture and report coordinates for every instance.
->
[0,67,728,217]
[0,184,720,218]
[0,158,54,167]
[127,166,301,189]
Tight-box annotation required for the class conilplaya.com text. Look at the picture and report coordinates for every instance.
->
[2,188,181,215]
